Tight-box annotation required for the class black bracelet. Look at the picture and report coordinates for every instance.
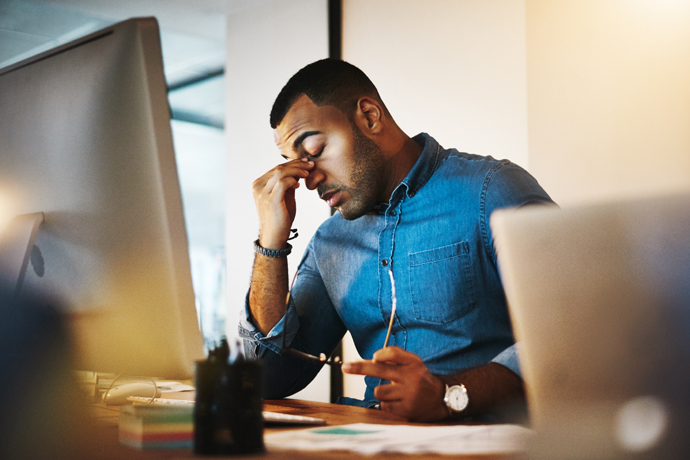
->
[254,239,292,258]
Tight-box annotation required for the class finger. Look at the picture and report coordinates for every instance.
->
[261,162,312,196]
[372,346,423,365]
[265,176,301,203]
[256,169,305,211]
[341,360,405,383]
[253,180,298,222]
[373,381,405,402]
[253,160,313,195]
[378,399,407,417]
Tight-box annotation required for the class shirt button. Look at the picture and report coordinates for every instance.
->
[381,260,388,266]
[390,210,397,216]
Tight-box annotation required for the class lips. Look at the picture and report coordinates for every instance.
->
[320,190,341,208]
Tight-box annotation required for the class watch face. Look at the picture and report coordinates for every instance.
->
[446,385,469,412]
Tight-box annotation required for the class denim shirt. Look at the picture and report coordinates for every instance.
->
[240,133,553,404]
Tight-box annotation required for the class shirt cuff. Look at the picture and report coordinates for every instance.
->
[238,292,300,359]
[490,343,521,377]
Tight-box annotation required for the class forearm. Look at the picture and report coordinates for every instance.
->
[249,157,314,335]
[243,255,347,399]
[438,362,526,420]
[248,253,289,336]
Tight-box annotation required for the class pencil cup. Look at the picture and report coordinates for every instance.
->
[193,360,264,455]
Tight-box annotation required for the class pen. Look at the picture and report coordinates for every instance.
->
[383,269,397,348]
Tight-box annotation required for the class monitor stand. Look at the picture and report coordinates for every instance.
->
[0,212,44,296]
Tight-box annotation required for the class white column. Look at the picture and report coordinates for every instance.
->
[225,0,331,402]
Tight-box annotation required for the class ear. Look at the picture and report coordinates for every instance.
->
[354,97,384,135]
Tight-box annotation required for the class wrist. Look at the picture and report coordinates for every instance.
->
[443,383,470,416]
[430,375,453,421]
[258,234,288,250]
[259,226,298,250]
[437,374,471,419]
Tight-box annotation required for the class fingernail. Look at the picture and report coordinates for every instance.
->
[341,363,351,372]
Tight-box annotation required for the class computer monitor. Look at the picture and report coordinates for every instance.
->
[0,18,205,379]
[492,194,690,459]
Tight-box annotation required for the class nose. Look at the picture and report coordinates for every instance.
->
[305,168,325,191]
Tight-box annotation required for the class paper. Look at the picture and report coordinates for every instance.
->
[154,381,195,392]
[265,422,533,455]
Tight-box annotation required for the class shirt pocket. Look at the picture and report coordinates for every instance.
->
[408,241,477,323]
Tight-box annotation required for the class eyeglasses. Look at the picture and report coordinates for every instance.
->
[283,347,341,366]
[284,269,342,366]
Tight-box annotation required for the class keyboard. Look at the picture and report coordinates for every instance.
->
[126,396,326,425]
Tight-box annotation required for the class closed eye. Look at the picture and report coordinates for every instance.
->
[301,133,326,160]
[306,149,323,160]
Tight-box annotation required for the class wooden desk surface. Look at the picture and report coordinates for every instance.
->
[78,396,519,460]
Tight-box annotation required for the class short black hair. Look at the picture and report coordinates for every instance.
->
[270,59,384,129]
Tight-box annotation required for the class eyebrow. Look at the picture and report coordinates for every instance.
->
[292,130,321,152]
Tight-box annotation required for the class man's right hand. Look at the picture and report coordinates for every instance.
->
[249,158,314,335]
[252,158,314,249]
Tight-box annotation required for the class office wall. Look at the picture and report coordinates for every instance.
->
[341,0,529,399]
[526,0,690,205]
[342,0,529,168]
[341,0,690,210]
[225,0,330,401]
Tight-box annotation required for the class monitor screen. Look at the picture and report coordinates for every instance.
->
[0,18,205,379]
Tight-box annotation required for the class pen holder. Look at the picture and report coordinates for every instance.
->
[194,359,264,455]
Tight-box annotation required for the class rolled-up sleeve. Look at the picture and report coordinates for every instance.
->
[491,343,521,377]
[238,292,300,359]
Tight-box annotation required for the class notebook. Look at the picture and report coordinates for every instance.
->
[491,192,690,460]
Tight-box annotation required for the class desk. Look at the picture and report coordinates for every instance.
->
[81,398,519,460]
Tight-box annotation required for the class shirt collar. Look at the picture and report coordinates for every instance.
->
[392,132,441,201]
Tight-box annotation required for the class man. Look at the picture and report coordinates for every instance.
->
[240,59,553,422]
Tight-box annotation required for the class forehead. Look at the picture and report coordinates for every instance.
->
[273,94,347,153]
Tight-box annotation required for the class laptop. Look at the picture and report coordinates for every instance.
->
[491,193,690,460]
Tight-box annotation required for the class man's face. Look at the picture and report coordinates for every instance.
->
[274,94,387,220]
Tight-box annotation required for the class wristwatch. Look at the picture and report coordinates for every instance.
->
[444,384,469,414]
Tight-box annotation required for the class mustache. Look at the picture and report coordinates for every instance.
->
[317,184,339,199]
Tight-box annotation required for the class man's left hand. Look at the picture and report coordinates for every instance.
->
[342,346,448,422]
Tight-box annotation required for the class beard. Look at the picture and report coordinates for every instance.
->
[318,125,388,221]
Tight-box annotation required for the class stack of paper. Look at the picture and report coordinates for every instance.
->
[118,404,193,450]
[265,422,534,455]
